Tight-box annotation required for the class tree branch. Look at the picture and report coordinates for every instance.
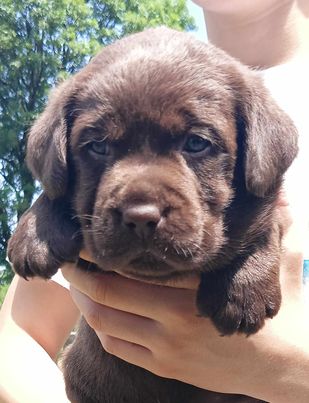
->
[0,171,17,192]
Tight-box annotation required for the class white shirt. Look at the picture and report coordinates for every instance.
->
[262,57,309,297]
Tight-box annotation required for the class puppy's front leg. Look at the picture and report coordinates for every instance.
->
[8,193,82,279]
[197,232,282,335]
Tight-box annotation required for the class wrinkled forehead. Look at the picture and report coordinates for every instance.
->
[70,38,237,144]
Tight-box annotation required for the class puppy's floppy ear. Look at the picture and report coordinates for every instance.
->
[237,75,298,197]
[26,80,74,199]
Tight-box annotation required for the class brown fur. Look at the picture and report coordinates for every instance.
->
[8,28,297,402]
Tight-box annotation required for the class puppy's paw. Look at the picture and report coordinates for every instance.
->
[8,193,82,280]
[8,209,60,279]
[210,293,279,335]
[197,272,281,335]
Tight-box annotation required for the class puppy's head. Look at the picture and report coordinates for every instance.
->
[27,28,297,281]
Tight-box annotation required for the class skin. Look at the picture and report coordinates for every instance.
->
[1,1,309,401]
[195,0,309,68]
[0,276,79,402]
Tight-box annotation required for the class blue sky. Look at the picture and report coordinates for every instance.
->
[186,0,208,41]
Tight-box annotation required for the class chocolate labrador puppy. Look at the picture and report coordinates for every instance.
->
[8,28,297,402]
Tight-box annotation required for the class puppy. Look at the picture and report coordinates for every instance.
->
[8,28,297,403]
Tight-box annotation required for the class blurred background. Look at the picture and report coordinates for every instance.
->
[0,0,206,304]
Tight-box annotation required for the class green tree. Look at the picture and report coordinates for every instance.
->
[0,0,195,284]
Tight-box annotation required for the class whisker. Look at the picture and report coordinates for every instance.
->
[71,229,83,240]
[180,247,187,258]
[202,227,212,237]
[82,228,103,235]
[73,214,102,223]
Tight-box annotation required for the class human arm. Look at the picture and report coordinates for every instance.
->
[192,0,309,68]
[0,275,80,403]
[61,203,309,403]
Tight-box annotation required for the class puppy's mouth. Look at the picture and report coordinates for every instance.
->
[129,253,171,272]
[114,251,194,282]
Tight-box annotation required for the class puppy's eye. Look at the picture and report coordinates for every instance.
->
[89,141,109,155]
[183,135,211,154]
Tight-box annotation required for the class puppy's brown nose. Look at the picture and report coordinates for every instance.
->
[122,204,161,238]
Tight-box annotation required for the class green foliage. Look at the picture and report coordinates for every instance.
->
[0,282,10,307]
[0,0,195,284]
[0,279,11,304]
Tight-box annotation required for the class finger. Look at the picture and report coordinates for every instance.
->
[70,287,157,347]
[277,203,304,298]
[279,246,303,300]
[79,249,96,263]
[61,263,197,320]
[276,188,289,207]
[97,334,157,374]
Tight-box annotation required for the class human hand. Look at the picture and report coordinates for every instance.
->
[61,199,309,402]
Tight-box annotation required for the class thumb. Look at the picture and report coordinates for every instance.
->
[276,191,303,300]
